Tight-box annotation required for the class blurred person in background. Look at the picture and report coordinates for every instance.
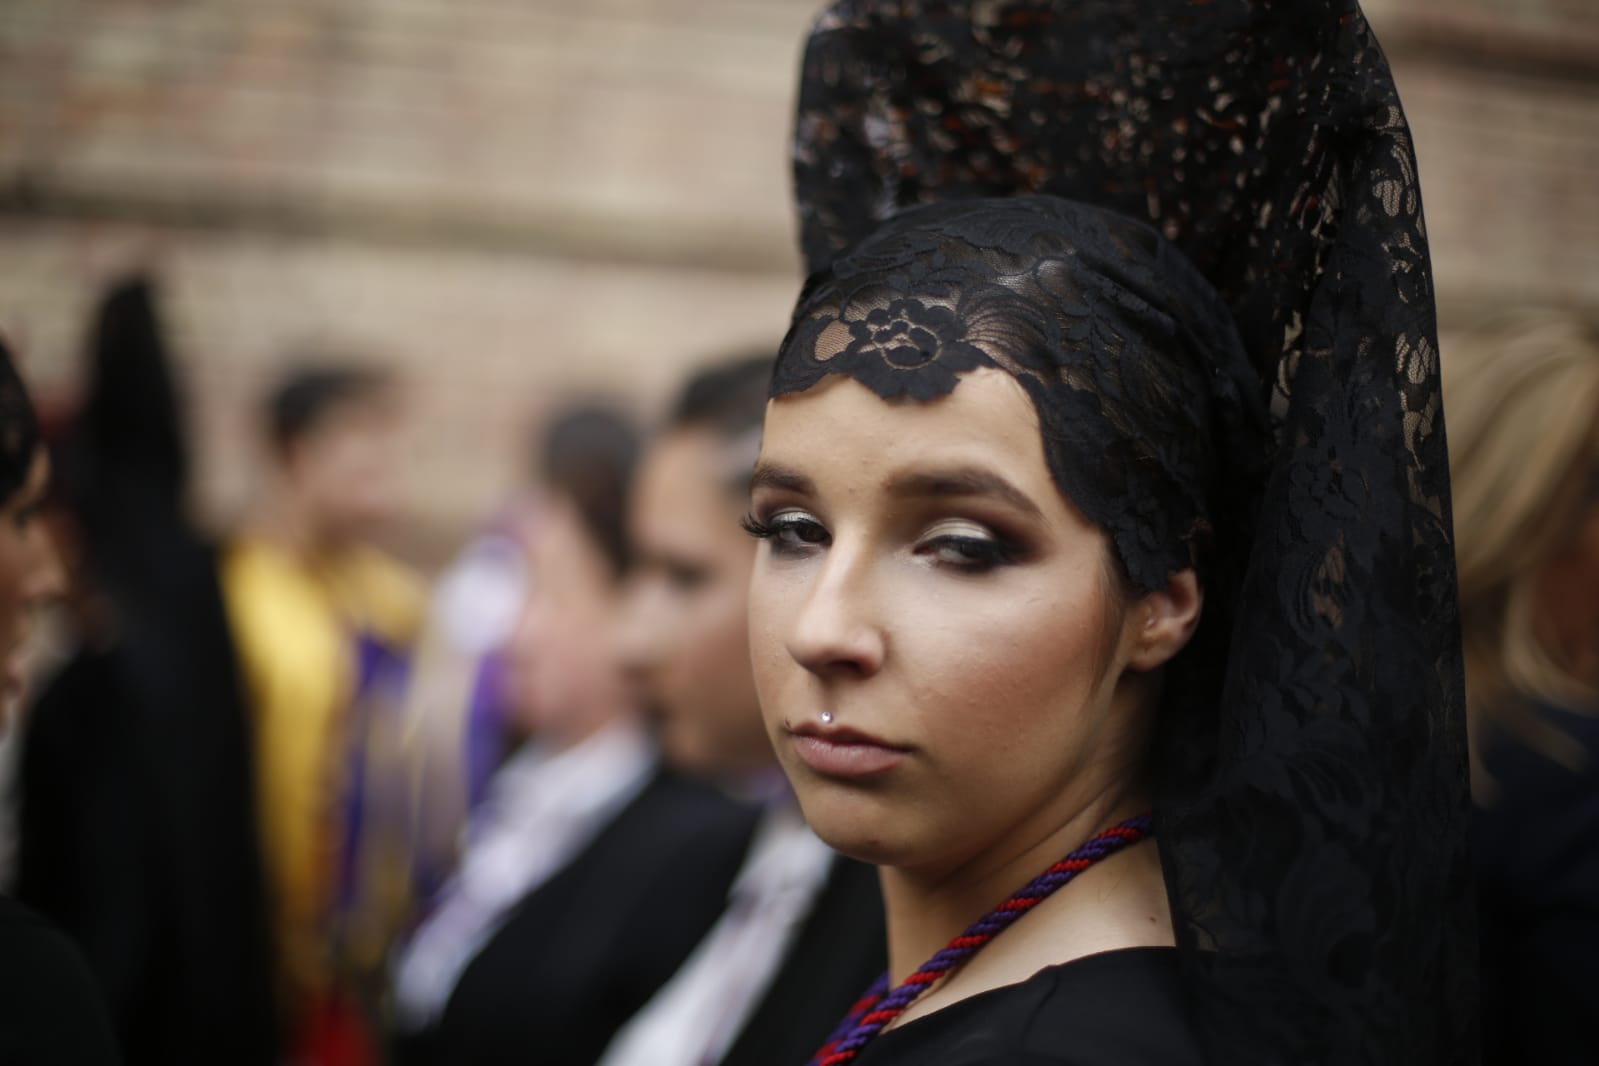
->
[14,278,277,1066]
[1446,312,1599,1065]
[395,497,536,894]
[389,404,755,1066]
[222,362,425,1064]
[0,332,120,1065]
[598,355,884,1066]
[386,504,529,912]
[397,405,655,887]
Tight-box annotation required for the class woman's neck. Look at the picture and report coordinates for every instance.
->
[877,785,1171,1025]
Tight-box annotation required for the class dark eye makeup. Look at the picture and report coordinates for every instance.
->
[740,511,829,556]
[742,510,1025,574]
[918,532,1022,573]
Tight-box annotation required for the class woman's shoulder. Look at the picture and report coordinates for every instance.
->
[0,896,122,1064]
[0,893,98,990]
[861,947,1203,1066]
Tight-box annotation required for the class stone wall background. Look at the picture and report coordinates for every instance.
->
[1,0,1595,562]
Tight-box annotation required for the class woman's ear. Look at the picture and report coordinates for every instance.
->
[1125,569,1203,671]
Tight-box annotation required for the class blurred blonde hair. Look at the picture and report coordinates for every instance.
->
[1445,312,1599,800]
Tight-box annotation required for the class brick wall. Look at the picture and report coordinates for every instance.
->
[0,0,818,555]
[1367,0,1599,316]
[2,0,1595,559]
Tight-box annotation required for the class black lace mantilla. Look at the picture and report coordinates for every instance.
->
[774,196,1268,593]
[775,1,1476,1064]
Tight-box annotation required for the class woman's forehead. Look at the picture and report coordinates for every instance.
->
[757,369,1052,498]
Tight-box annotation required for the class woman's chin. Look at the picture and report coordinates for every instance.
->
[789,779,924,867]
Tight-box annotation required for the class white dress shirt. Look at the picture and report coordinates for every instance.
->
[391,718,655,1027]
[597,800,836,1066]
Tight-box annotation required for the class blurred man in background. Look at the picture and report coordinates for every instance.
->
[222,363,424,1064]
[390,404,755,1066]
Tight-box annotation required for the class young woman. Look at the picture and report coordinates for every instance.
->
[750,357,1199,1061]
[742,1,1475,1064]
[1445,313,1599,1065]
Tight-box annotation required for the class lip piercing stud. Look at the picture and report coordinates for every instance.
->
[820,711,834,725]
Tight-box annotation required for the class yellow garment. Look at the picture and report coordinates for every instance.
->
[220,537,424,1027]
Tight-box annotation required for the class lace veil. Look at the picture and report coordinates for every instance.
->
[772,1,1476,1062]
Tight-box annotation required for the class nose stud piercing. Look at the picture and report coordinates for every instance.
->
[820,711,834,725]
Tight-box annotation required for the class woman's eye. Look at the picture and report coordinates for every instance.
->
[741,511,829,555]
[920,531,1020,573]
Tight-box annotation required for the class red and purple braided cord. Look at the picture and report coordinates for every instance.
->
[808,813,1154,1066]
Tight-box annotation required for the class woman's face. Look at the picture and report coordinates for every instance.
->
[618,427,772,775]
[0,449,62,725]
[748,370,1174,879]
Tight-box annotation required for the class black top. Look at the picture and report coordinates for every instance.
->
[1475,705,1599,1066]
[393,768,758,1066]
[850,948,1201,1066]
[0,894,122,1065]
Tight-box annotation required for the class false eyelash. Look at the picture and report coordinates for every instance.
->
[740,513,776,539]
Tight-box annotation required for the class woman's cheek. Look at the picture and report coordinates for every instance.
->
[750,562,807,683]
[923,587,1099,751]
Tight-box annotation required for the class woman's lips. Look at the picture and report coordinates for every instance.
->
[788,721,908,778]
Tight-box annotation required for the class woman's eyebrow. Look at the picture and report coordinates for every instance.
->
[749,461,816,497]
[886,467,1043,518]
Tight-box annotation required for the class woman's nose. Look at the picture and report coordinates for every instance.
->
[784,551,885,680]
[615,578,668,677]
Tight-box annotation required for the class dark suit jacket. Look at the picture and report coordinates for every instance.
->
[394,769,758,1066]
[720,854,886,1066]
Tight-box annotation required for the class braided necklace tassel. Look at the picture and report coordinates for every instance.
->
[808,814,1154,1066]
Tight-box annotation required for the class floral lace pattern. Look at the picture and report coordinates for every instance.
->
[775,196,1267,593]
[831,296,989,398]
[777,1,1475,1063]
